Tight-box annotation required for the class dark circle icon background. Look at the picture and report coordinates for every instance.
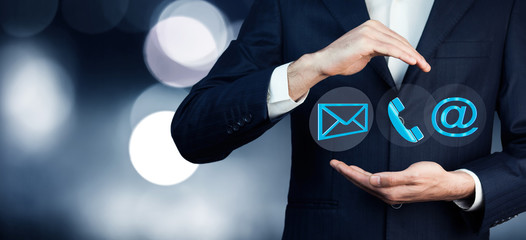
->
[424,84,486,147]
[376,84,436,147]
[309,87,373,152]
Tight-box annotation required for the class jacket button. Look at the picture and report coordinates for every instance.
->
[391,204,403,209]
[232,124,240,131]
[243,114,252,123]
[236,120,244,127]
[226,127,233,134]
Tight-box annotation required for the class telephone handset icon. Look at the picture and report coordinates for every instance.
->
[388,97,424,143]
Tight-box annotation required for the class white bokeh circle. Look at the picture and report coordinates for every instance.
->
[143,20,209,88]
[156,0,229,70]
[157,16,218,69]
[0,44,74,154]
[129,111,198,186]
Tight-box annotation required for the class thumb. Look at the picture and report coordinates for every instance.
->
[369,172,409,187]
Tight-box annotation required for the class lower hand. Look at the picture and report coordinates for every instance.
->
[330,160,475,205]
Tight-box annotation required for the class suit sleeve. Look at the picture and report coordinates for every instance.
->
[461,0,526,232]
[171,0,286,163]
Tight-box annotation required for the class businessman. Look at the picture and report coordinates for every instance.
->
[172,0,526,239]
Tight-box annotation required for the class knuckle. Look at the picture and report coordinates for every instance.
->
[367,19,380,26]
[408,172,420,181]
[383,47,395,57]
[359,24,371,33]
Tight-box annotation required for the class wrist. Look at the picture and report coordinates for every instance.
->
[287,53,327,100]
[447,170,476,200]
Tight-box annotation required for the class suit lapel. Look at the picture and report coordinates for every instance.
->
[403,0,476,86]
[321,0,396,89]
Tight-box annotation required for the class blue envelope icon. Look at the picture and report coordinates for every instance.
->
[318,103,369,141]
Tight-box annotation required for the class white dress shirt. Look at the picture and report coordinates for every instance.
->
[266,0,482,211]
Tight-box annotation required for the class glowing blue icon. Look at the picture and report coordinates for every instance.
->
[432,97,478,137]
[318,103,368,141]
[388,97,424,143]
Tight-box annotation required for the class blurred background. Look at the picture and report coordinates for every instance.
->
[0,0,523,239]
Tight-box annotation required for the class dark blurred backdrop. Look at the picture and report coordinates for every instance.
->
[0,0,523,239]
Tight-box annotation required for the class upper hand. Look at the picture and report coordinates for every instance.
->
[287,20,431,100]
[330,160,475,205]
[314,19,431,77]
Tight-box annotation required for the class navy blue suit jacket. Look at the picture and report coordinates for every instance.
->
[172,0,526,239]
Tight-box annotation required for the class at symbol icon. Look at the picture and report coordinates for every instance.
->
[432,97,478,137]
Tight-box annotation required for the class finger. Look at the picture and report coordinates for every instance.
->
[348,176,407,204]
[350,178,387,201]
[349,165,372,176]
[331,161,385,198]
[365,21,420,58]
[370,171,413,188]
[375,31,430,71]
[369,40,418,65]
[371,39,430,72]
[350,165,407,189]
[373,30,418,56]
[418,58,432,72]
[350,167,413,201]
[367,22,431,72]
[330,160,371,185]
[335,165,403,204]
[330,161,403,204]
[366,20,413,47]
[329,159,344,171]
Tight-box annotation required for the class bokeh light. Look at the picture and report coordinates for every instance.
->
[129,111,198,186]
[157,16,219,69]
[156,0,230,70]
[61,0,129,34]
[143,20,209,88]
[78,186,233,239]
[76,113,293,239]
[0,43,74,155]
[0,0,58,37]
[144,0,237,88]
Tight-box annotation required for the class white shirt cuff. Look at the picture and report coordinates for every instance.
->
[453,169,483,212]
[267,62,308,119]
